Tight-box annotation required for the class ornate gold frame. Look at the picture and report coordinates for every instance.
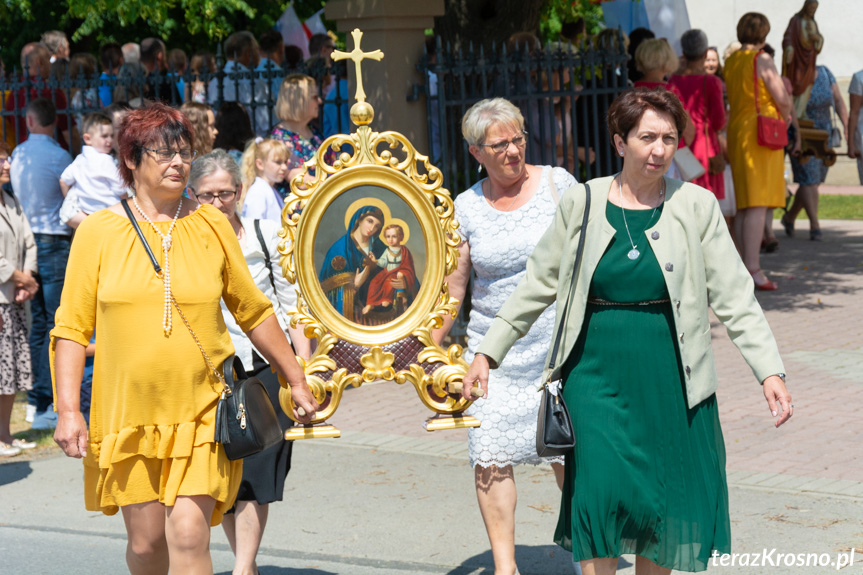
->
[276,29,480,438]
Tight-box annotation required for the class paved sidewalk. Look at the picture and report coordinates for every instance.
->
[331,218,863,495]
[1,220,860,574]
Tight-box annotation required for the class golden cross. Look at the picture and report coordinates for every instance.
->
[332,28,384,104]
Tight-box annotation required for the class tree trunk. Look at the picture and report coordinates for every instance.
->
[434,0,546,52]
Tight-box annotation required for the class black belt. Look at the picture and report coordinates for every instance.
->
[587,297,670,306]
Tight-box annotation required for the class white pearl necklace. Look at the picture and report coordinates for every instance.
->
[132,197,183,335]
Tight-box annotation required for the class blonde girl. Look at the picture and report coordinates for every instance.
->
[239,137,291,222]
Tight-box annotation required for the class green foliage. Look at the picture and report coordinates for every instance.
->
[0,0,330,70]
[67,0,257,42]
[539,0,606,44]
[0,0,32,20]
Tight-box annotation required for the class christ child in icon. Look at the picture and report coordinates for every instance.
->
[362,224,419,314]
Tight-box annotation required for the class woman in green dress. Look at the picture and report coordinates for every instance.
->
[462,88,793,575]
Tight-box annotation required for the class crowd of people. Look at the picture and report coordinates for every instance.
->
[4,6,857,574]
[626,4,854,292]
[1,27,338,575]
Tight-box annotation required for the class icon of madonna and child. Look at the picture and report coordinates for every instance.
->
[316,193,424,326]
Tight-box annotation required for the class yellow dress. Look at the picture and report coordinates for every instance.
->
[725,49,786,209]
[50,204,273,526]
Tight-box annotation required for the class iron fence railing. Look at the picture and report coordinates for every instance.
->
[415,37,630,342]
[1,44,352,150]
[417,37,631,195]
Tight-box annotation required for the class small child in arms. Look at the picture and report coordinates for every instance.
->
[59,112,127,228]
[363,224,418,315]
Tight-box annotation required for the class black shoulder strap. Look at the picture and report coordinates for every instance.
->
[121,199,161,274]
[546,183,591,377]
[254,219,279,299]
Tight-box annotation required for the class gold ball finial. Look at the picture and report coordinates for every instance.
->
[351,101,374,126]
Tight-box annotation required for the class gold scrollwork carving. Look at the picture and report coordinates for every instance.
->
[275,28,478,436]
[360,347,396,382]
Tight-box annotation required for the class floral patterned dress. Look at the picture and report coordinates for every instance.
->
[269,125,336,172]
[790,66,837,185]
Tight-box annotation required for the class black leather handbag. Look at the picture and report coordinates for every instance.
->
[121,199,284,461]
[215,355,284,460]
[535,183,590,458]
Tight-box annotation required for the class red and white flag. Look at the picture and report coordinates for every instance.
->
[304,9,327,37]
[276,3,311,58]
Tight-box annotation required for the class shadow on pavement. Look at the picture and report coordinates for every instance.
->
[446,544,600,574]
[756,224,863,312]
[0,461,32,486]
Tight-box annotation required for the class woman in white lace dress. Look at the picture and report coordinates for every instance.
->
[435,98,577,575]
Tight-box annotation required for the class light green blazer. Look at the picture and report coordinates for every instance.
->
[476,175,784,409]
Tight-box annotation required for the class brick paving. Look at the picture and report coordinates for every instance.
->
[317,219,863,497]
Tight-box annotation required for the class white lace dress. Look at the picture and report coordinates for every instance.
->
[455,166,577,468]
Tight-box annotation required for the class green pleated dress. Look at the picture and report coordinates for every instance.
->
[554,203,731,572]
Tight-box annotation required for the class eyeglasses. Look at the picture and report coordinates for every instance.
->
[480,131,528,154]
[144,147,197,164]
[195,190,237,204]
[0,157,10,167]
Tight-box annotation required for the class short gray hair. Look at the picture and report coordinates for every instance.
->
[188,149,242,192]
[680,29,709,62]
[461,98,525,146]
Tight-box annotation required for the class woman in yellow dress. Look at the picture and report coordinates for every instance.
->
[51,103,318,574]
[725,12,793,290]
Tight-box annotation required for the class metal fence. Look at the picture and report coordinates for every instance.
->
[417,37,631,194]
[0,44,352,150]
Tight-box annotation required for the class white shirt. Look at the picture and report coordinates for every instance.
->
[220,217,298,371]
[241,177,283,222]
[59,146,126,214]
[850,70,863,150]
[377,246,403,271]
[9,134,73,235]
[208,60,272,136]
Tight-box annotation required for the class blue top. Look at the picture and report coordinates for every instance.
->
[175,78,186,103]
[805,65,836,133]
[323,79,350,138]
[256,57,284,98]
[98,72,113,106]
[9,134,73,235]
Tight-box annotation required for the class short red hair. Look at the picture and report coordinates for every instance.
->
[118,103,194,187]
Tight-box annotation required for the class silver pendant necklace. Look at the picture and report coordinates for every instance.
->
[618,173,663,260]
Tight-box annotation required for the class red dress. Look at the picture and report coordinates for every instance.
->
[667,74,726,198]
[4,79,71,150]
[634,80,684,101]
[365,246,419,308]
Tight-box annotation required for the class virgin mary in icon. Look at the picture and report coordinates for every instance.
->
[317,195,422,325]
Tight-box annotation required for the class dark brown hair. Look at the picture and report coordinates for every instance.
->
[607,88,687,142]
[737,12,770,45]
[81,112,112,135]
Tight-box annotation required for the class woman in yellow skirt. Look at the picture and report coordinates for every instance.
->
[725,12,792,290]
[51,104,318,574]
